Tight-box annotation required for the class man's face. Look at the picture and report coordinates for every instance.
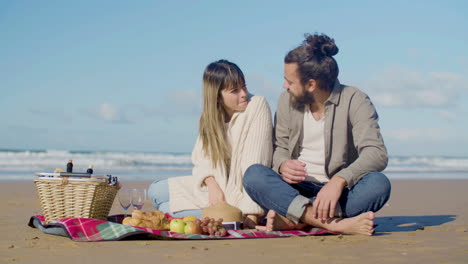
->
[283,63,314,105]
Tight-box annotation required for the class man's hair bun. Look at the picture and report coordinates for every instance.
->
[304,33,339,58]
[284,32,340,92]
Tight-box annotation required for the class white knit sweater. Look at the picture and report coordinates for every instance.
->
[168,96,273,215]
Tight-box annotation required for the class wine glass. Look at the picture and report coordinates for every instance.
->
[118,188,132,216]
[131,188,147,210]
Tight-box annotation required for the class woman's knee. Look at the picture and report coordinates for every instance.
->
[148,179,170,208]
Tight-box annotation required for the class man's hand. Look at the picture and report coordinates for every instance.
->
[312,176,347,220]
[204,176,226,206]
[279,160,307,184]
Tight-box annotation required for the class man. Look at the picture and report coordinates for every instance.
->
[243,33,391,235]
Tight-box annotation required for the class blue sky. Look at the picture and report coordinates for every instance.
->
[1,0,467,156]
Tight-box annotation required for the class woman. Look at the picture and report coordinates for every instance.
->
[148,59,272,226]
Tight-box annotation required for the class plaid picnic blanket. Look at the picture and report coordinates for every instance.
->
[29,215,334,242]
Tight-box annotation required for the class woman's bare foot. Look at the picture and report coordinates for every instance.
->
[330,211,375,235]
[243,214,259,229]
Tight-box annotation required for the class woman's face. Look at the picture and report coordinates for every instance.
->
[220,85,248,119]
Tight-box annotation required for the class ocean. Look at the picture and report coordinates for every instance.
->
[1,149,467,181]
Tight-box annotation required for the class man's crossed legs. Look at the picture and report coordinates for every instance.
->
[243,164,391,235]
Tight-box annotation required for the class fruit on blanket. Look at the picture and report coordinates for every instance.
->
[184,221,203,234]
[182,216,198,222]
[218,227,227,237]
[122,211,228,236]
[200,217,227,236]
[122,210,170,230]
[169,219,186,233]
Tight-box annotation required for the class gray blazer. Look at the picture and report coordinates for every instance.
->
[272,80,388,188]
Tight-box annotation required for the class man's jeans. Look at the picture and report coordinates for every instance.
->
[243,164,391,224]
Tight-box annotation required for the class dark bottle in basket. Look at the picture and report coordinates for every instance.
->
[66,160,73,173]
[86,165,93,174]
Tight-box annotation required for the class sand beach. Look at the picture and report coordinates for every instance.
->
[0,179,467,263]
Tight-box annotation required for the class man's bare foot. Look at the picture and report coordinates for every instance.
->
[331,211,375,236]
[260,210,306,232]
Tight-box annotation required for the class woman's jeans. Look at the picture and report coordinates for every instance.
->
[147,175,202,218]
[243,164,391,224]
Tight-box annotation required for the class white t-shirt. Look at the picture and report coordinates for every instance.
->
[297,107,329,183]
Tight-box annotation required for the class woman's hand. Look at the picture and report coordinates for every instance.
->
[204,176,226,206]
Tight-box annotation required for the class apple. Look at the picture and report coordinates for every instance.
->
[169,219,186,233]
[184,221,203,234]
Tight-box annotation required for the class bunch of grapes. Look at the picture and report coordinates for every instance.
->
[199,217,227,236]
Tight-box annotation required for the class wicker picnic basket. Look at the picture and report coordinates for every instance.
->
[34,173,120,224]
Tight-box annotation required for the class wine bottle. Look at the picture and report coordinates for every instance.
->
[86,165,93,174]
[66,160,73,173]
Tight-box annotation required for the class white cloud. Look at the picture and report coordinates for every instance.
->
[359,66,467,108]
[95,103,129,123]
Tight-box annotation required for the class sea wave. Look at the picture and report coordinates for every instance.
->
[386,156,468,172]
[0,149,467,180]
[0,149,192,173]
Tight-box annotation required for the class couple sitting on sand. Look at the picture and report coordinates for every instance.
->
[147,33,391,236]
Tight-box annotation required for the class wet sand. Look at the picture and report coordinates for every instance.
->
[1,179,467,263]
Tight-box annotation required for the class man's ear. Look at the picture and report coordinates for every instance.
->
[306,79,318,92]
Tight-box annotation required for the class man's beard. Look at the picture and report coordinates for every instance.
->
[291,88,314,110]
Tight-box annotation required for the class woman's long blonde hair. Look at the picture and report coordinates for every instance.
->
[199,60,246,171]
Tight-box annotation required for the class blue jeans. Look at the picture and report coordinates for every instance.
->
[147,175,202,218]
[243,164,391,224]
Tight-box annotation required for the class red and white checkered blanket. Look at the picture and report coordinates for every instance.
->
[29,214,335,242]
